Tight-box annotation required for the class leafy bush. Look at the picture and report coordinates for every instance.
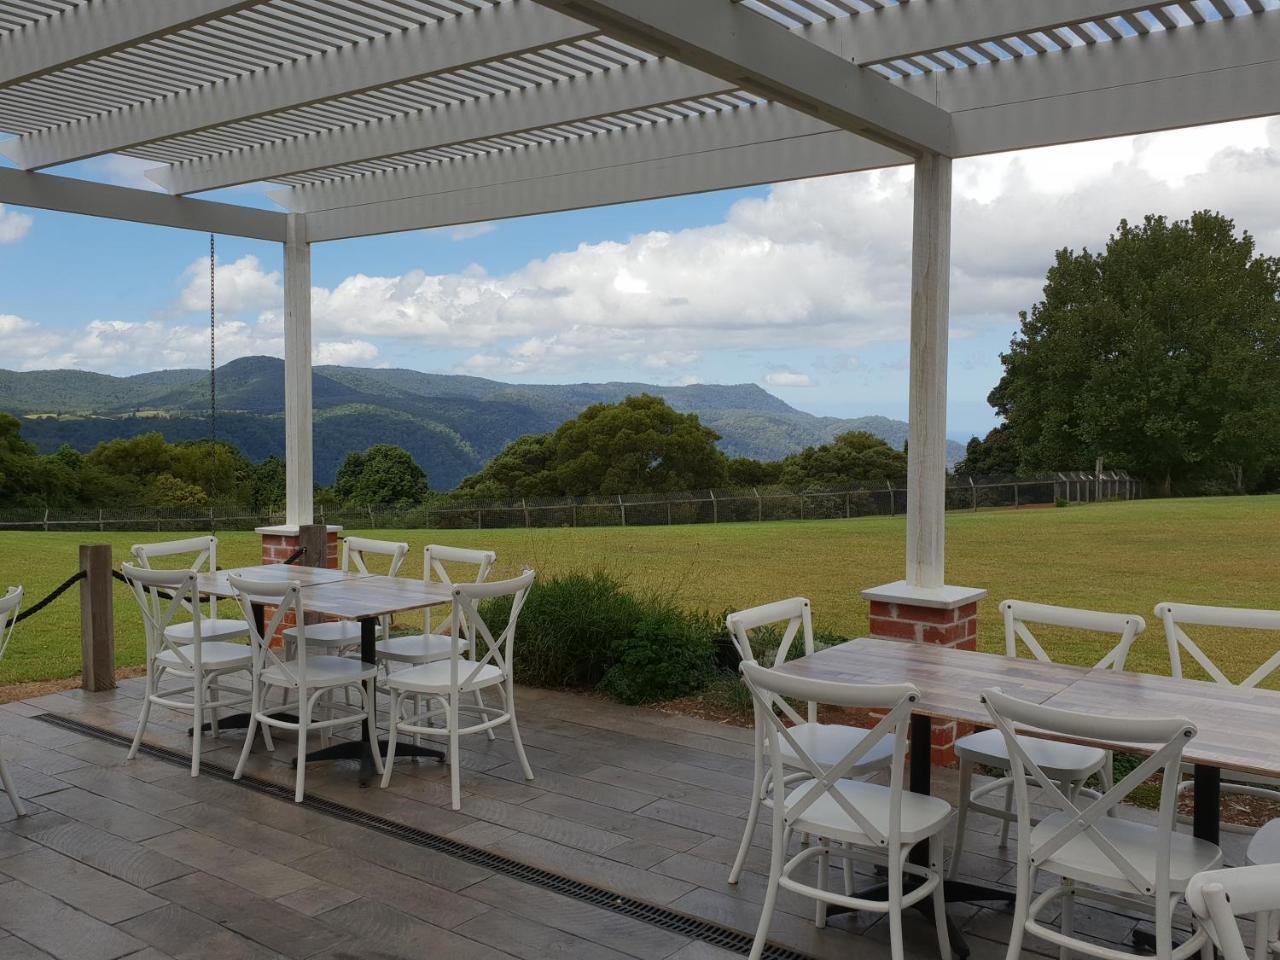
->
[482,570,642,688]
[600,604,719,705]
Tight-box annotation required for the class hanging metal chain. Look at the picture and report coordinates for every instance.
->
[209,233,217,533]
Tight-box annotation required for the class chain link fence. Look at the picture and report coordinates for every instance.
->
[0,470,1140,533]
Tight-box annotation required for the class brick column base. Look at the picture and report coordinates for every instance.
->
[255,524,342,643]
[861,581,987,766]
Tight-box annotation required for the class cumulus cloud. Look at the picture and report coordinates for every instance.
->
[0,204,32,244]
[448,222,496,241]
[764,370,815,388]
[179,254,282,314]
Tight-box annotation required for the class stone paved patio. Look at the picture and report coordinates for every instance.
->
[0,681,1253,960]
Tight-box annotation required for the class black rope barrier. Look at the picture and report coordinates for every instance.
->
[283,547,305,564]
[15,570,87,623]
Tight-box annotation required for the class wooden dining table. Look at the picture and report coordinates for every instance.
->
[775,636,1280,957]
[196,563,455,784]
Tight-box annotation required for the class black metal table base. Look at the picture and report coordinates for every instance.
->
[299,738,445,786]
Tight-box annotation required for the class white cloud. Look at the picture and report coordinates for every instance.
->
[312,339,380,366]
[764,370,815,388]
[0,204,32,244]
[179,254,281,314]
[448,222,496,241]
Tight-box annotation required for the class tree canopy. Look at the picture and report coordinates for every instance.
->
[333,443,430,506]
[776,430,908,490]
[975,211,1280,494]
[457,394,728,498]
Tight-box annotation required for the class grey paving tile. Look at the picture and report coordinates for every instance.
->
[119,950,177,960]
[0,711,89,747]
[38,787,181,842]
[25,820,194,888]
[0,879,145,960]
[147,774,335,838]
[161,802,326,864]
[665,943,743,960]
[454,907,636,960]
[55,766,197,814]
[0,847,166,922]
[525,793,710,851]
[0,827,39,858]
[273,880,359,918]
[488,761,651,810]
[117,902,285,960]
[300,818,491,892]
[447,820,518,848]
[53,739,180,783]
[4,760,73,799]
[150,871,347,960]
[584,765,750,818]
[633,798,756,844]
[669,886,863,960]
[0,934,58,960]
[316,898,515,960]
[0,734,91,775]
[291,847,491,929]
[143,829,314,899]
[604,838,677,869]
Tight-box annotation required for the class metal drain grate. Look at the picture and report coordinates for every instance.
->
[35,712,813,960]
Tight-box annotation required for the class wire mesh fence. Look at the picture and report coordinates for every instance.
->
[0,470,1141,533]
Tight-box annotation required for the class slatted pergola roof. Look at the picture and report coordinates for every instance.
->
[1,0,1276,590]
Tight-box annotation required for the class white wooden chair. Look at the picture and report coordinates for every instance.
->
[0,586,25,815]
[381,569,535,810]
[982,687,1221,960]
[283,536,408,656]
[950,600,1144,878]
[1239,820,1280,960]
[131,536,248,644]
[741,660,953,960]
[121,564,253,776]
[1157,602,1280,804]
[1188,863,1280,960]
[229,574,382,803]
[724,597,894,886]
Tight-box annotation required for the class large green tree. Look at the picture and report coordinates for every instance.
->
[994,211,1280,494]
[458,394,728,497]
[334,443,430,506]
[776,430,907,490]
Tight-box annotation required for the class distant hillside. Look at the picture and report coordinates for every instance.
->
[1,357,964,489]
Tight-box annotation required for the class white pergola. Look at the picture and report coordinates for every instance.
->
[1,0,1276,598]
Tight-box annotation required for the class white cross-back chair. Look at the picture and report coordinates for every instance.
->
[131,536,248,644]
[122,564,252,776]
[1158,602,1280,805]
[724,598,894,886]
[1243,819,1280,959]
[381,569,535,810]
[950,600,1144,878]
[982,687,1221,960]
[1188,863,1280,960]
[741,660,953,960]
[283,536,408,657]
[0,586,25,815]
[229,574,382,803]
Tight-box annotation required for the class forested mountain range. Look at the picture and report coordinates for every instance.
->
[0,357,963,489]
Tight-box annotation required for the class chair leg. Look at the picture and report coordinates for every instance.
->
[413,693,423,748]
[381,689,400,789]
[1060,879,1075,960]
[814,846,829,928]
[998,778,1015,846]
[294,695,309,804]
[233,696,258,781]
[931,834,952,960]
[748,810,785,960]
[1156,891,1174,960]
[0,756,24,816]
[730,751,766,884]
[508,696,534,783]
[190,677,203,778]
[949,756,973,879]
[888,845,906,960]
[128,691,153,761]
[1004,860,1032,960]
[474,688,495,741]
[448,695,462,810]
[364,679,383,776]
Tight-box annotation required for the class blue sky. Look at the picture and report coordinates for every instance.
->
[3,117,1279,441]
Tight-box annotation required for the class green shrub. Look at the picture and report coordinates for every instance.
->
[481,570,642,688]
[599,602,718,704]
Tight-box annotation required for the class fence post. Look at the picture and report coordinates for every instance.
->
[845,492,850,519]
[522,498,530,529]
[754,488,762,522]
[970,476,977,512]
[1014,482,1020,509]
[887,481,894,517]
[799,494,805,521]
[571,501,577,527]
[618,495,626,527]
[79,543,116,692]
[709,490,717,524]
[43,508,49,532]
[666,501,672,525]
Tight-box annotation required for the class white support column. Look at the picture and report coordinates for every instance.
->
[905,152,952,589]
[283,213,314,527]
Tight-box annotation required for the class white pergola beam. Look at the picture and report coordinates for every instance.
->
[305,127,901,242]
[804,1,1158,66]
[0,166,286,241]
[0,0,260,90]
[1,0,595,171]
[283,214,313,527]
[533,0,953,157]
[269,102,863,214]
[148,59,734,195]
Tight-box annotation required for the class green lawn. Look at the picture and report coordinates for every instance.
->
[0,495,1276,687]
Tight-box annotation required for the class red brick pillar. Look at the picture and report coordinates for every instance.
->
[255,524,341,642]
[862,582,987,766]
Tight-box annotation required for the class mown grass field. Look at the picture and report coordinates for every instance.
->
[0,495,1276,687]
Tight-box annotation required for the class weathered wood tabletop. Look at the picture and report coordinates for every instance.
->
[197,564,453,619]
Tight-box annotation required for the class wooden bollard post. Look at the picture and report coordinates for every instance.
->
[79,543,116,692]
[298,524,330,568]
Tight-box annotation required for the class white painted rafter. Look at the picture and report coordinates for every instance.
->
[533,0,953,156]
[0,0,596,171]
[0,0,261,90]
[146,58,736,195]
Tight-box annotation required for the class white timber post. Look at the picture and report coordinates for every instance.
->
[283,212,314,527]
[905,152,951,590]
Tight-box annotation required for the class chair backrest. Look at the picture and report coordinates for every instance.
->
[726,598,817,727]
[425,544,496,633]
[446,569,535,690]
[741,660,917,847]
[982,687,1195,897]
[1187,863,1280,960]
[341,536,408,576]
[121,564,207,672]
[228,574,307,685]
[132,535,220,621]
[1001,599,1145,671]
[1157,602,1280,687]
[0,586,22,661]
